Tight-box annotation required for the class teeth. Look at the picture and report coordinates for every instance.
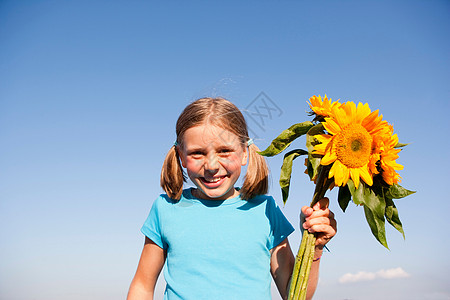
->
[205,177,222,183]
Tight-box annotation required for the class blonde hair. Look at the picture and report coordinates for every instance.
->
[160,97,269,200]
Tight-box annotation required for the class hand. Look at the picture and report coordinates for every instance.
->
[300,197,337,250]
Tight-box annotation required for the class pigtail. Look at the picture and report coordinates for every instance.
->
[160,146,186,200]
[240,143,269,200]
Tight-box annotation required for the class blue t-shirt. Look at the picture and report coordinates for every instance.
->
[141,188,294,300]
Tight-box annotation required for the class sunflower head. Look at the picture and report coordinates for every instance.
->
[313,101,401,189]
[335,123,373,169]
[373,127,404,185]
[308,94,340,120]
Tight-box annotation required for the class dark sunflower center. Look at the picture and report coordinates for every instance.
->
[351,140,362,152]
[335,124,373,168]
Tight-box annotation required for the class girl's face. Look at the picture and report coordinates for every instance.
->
[178,124,248,201]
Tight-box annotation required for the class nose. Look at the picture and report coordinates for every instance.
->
[204,153,219,171]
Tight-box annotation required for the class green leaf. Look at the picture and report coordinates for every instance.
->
[361,185,389,249]
[258,121,314,157]
[348,181,389,248]
[280,149,309,204]
[385,197,405,239]
[305,123,325,180]
[394,142,409,148]
[347,180,364,205]
[385,184,416,199]
[338,185,351,212]
[363,204,389,249]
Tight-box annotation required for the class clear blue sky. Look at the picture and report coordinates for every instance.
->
[1,1,449,299]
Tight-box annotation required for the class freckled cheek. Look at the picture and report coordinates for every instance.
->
[218,156,241,170]
[185,158,204,171]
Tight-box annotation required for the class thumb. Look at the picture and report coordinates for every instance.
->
[313,197,329,210]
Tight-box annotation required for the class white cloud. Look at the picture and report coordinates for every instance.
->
[339,267,410,284]
[339,271,376,283]
[375,267,410,279]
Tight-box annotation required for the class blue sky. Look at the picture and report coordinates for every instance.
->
[1,1,449,299]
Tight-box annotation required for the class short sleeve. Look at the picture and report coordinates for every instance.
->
[266,196,295,250]
[140,196,166,249]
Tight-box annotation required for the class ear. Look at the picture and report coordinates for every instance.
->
[241,145,249,166]
[176,146,187,168]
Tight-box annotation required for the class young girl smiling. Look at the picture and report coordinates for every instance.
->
[128,97,337,300]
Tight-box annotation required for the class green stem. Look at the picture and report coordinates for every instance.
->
[299,234,316,300]
[288,232,309,299]
[293,233,314,299]
[288,165,333,300]
[310,165,333,207]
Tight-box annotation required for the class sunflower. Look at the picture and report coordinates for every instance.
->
[371,124,404,185]
[308,94,340,118]
[313,101,390,188]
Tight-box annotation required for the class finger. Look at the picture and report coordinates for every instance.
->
[308,223,337,237]
[304,216,331,228]
[307,214,337,229]
[306,208,333,220]
[325,210,335,222]
[302,206,313,216]
[304,217,337,233]
[311,222,337,238]
[313,217,337,248]
[313,197,329,210]
[309,210,335,221]
[300,208,309,232]
[307,224,336,237]
[331,218,337,232]
[316,228,337,246]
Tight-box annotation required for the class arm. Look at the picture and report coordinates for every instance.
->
[270,239,323,300]
[271,198,337,300]
[127,237,166,300]
[270,238,294,300]
[302,247,323,300]
[300,197,337,300]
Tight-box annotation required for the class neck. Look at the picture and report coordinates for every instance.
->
[192,188,240,201]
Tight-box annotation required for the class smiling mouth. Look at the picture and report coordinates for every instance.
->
[201,176,226,183]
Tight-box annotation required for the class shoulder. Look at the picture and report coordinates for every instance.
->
[247,193,277,206]
[150,193,176,214]
[153,193,172,206]
[153,189,192,207]
[242,194,283,213]
[249,194,290,221]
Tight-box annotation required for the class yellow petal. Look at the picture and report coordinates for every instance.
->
[343,102,356,122]
[331,160,348,186]
[315,134,332,144]
[350,168,360,189]
[329,161,337,179]
[313,135,333,155]
[392,161,404,170]
[382,172,394,185]
[355,102,371,123]
[334,105,349,126]
[342,165,350,186]
[359,166,373,186]
[323,118,341,135]
[362,109,380,131]
[321,151,337,165]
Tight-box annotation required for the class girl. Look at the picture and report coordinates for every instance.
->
[128,97,337,300]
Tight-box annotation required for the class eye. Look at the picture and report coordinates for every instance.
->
[218,148,233,156]
[188,151,205,159]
